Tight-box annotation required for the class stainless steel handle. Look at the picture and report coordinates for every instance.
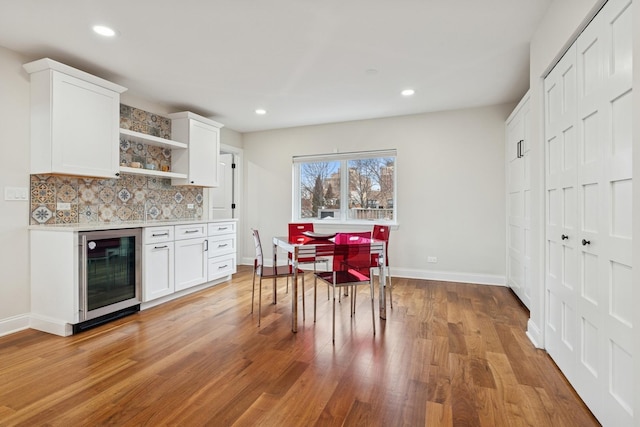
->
[204,239,208,252]
[152,232,169,237]
[185,229,199,234]
[218,265,228,269]
[218,227,228,231]
[218,243,228,247]
[79,235,88,320]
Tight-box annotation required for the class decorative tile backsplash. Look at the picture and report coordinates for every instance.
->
[29,105,203,225]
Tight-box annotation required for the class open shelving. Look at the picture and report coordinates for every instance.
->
[119,128,187,149]
[119,128,188,179]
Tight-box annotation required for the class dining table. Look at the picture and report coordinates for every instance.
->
[272,233,388,333]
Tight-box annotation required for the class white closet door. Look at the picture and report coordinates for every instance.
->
[545,44,579,383]
[544,0,633,425]
[506,94,531,308]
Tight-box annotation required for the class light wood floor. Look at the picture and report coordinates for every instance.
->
[0,266,599,426]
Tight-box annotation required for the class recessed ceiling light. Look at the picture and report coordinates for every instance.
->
[255,109,267,115]
[92,25,116,37]
[401,89,415,97]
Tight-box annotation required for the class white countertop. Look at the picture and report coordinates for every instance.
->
[28,218,237,232]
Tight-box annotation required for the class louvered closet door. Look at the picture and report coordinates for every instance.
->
[544,0,633,425]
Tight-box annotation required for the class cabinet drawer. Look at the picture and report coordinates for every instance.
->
[208,234,236,258]
[208,221,235,236]
[144,226,174,244]
[207,254,236,281]
[174,223,207,240]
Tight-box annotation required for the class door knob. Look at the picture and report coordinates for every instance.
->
[561,234,569,240]
[582,239,591,246]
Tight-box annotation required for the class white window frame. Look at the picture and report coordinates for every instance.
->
[292,149,397,225]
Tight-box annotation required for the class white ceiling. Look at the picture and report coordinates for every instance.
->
[0,0,551,133]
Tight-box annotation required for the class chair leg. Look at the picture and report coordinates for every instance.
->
[351,285,357,316]
[301,273,306,321]
[251,270,258,314]
[387,269,393,309]
[370,279,376,336]
[332,283,336,344]
[323,259,330,300]
[258,277,262,327]
[313,274,317,322]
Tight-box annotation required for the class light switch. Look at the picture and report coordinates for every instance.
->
[4,187,29,201]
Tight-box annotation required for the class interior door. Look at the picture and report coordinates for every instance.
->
[544,0,633,425]
[506,95,531,308]
[209,153,235,219]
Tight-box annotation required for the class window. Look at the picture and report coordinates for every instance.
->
[293,149,396,223]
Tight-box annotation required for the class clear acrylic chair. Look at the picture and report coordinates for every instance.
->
[314,232,376,343]
[251,229,305,326]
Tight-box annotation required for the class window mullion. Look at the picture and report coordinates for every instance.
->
[340,159,349,220]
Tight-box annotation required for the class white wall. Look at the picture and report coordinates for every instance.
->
[0,46,31,335]
[242,104,513,285]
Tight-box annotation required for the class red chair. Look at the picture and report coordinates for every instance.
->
[314,232,376,343]
[288,223,330,295]
[251,229,305,326]
[371,224,393,308]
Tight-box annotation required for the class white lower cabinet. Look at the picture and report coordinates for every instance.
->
[143,226,175,302]
[207,221,237,281]
[175,237,208,291]
[174,223,208,291]
[144,242,175,301]
[142,221,237,302]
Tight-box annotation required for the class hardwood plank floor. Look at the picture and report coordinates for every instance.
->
[0,266,599,426]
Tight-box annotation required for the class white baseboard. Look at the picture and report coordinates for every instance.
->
[0,313,30,337]
[389,267,506,286]
[30,314,73,336]
[239,259,505,287]
[141,276,231,311]
[526,318,544,349]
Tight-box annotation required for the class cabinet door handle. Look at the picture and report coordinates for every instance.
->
[154,245,168,249]
[561,234,568,240]
[218,227,228,231]
[218,243,228,247]
[218,265,228,269]
[582,239,591,246]
[204,239,208,252]
[152,232,169,237]
[185,230,199,234]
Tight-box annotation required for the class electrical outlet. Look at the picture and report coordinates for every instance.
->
[57,202,71,211]
[187,203,195,209]
[427,256,438,263]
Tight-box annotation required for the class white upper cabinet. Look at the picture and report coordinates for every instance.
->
[168,111,223,187]
[23,58,127,179]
